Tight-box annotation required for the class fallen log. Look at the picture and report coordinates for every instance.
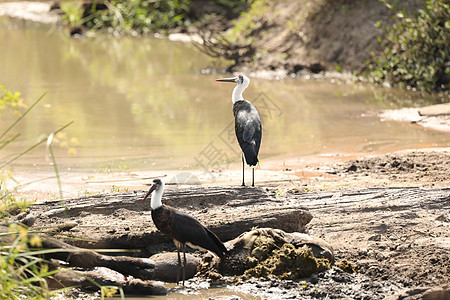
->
[48,269,166,295]
[39,236,156,281]
[0,226,165,295]
[17,186,313,254]
[5,186,311,293]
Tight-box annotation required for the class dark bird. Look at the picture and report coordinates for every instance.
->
[216,74,262,186]
[141,178,227,285]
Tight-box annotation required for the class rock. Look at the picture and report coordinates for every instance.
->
[219,228,334,277]
[368,234,382,241]
[422,285,450,300]
[346,164,357,172]
[150,252,201,282]
[390,285,450,300]
[435,213,450,222]
[418,103,450,117]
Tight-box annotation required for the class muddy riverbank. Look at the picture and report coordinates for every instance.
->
[13,148,450,299]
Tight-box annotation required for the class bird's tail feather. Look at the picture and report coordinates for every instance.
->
[242,144,258,166]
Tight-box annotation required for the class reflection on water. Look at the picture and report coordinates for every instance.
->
[1,17,449,176]
[117,284,260,300]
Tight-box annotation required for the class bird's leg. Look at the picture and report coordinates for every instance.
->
[252,167,255,187]
[241,153,245,186]
[176,246,181,285]
[182,244,187,286]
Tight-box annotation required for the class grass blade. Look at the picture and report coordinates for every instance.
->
[0,133,21,151]
[0,121,73,169]
[0,92,46,141]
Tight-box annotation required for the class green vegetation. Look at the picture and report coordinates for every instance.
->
[61,0,248,34]
[225,0,270,44]
[0,224,56,299]
[1,87,54,299]
[61,0,191,34]
[0,86,116,299]
[92,0,189,33]
[367,0,449,93]
[1,86,28,210]
[60,1,84,28]
[0,85,26,116]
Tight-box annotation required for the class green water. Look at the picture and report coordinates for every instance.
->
[1,17,449,176]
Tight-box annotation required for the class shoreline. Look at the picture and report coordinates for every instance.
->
[380,102,450,133]
[1,2,448,134]
[8,146,450,203]
[16,148,450,299]
[0,1,60,24]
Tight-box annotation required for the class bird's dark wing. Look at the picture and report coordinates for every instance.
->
[233,100,262,166]
[242,118,256,143]
[171,211,227,258]
[151,206,175,238]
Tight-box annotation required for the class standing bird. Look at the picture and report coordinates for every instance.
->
[216,74,262,186]
[141,178,227,285]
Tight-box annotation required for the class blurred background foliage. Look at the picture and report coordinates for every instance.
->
[367,0,449,93]
[61,0,249,34]
[59,0,448,93]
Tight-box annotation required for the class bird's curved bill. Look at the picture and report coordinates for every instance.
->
[142,184,157,203]
[216,77,238,83]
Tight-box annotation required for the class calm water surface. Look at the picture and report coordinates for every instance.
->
[1,18,449,176]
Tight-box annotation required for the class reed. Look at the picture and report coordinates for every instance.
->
[1,86,123,299]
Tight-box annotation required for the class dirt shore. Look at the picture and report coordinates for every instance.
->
[15,148,450,299]
[226,148,449,299]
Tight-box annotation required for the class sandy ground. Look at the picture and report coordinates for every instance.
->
[0,1,59,24]
[12,147,450,299]
[203,148,449,299]
[380,103,450,133]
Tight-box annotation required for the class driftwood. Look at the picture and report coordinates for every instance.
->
[17,186,449,254]
[8,186,312,292]
[17,186,313,253]
[0,226,164,294]
[39,237,155,280]
[6,186,449,295]
[48,270,166,295]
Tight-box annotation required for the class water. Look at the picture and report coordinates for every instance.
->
[1,17,449,178]
[116,284,260,300]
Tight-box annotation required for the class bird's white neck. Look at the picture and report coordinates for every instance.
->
[232,84,246,104]
[150,185,164,210]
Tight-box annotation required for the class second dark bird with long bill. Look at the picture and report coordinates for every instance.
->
[141,178,227,285]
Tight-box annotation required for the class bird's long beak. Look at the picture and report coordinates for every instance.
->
[216,77,238,83]
[142,184,157,203]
